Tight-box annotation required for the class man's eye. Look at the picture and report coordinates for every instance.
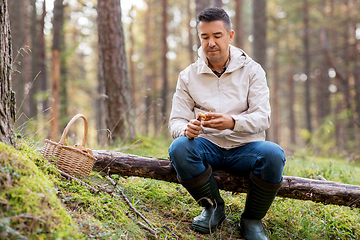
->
[215,35,221,38]
[202,37,209,40]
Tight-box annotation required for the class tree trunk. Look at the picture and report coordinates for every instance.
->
[29,0,39,120]
[161,0,169,129]
[252,0,267,71]
[0,0,16,146]
[315,63,331,125]
[233,0,243,49]
[354,45,360,127]
[95,61,107,146]
[187,0,195,63]
[8,0,26,128]
[321,2,347,151]
[144,0,152,136]
[285,27,296,151]
[341,1,353,144]
[50,0,64,141]
[271,22,280,144]
[21,0,31,122]
[195,0,211,48]
[97,0,134,142]
[60,32,67,131]
[92,150,360,209]
[288,70,296,148]
[39,0,48,114]
[128,5,136,112]
[303,0,312,137]
[351,13,360,129]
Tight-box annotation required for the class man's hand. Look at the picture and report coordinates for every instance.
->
[185,119,202,139]
[200,112,235,130]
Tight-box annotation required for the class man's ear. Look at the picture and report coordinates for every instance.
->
[229,30,234,43]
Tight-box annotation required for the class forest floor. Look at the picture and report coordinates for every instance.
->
[1,137,360,239]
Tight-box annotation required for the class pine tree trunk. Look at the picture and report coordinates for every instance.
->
[60,35,67,131]
[161,0,169,128]
[303,0,312,137]
[271,23,280,144]
[128,5,136,111]
[195,0,211,48]
[39,0,48,114]
[50,0,64,140]
[233,0,243,49]
[187,0,195,63]
[97,0,134,142]
[252,0,267,71]
[29,0,39,120]
[288,71,296,147]
[144,0,152,135]
[0,0,16,146]
[286,24,297,149]
[8,0,26,128]
[96,62,107,146]
[315,62,331,125]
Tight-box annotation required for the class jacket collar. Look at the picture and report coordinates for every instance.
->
[196,45,249,75]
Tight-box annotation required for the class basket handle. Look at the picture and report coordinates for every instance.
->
[59,114,88,147]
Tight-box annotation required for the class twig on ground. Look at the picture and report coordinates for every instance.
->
[123,209,158,237]
[58,170,99,193]
[137,221,158,236]
[105,175,153,227]
[96,184,114,194]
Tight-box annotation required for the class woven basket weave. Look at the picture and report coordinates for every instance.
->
[41,114,96,176]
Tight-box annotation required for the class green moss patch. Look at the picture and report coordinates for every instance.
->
[0,142,81,239]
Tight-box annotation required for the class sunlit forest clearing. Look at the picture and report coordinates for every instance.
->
[1,0,360,239]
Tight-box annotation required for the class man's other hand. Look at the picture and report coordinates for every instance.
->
[185,119,202,139]
[201,112,235,130]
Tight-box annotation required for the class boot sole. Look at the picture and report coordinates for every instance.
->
[191,215,226,234]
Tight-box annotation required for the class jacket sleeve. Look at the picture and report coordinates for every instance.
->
[231,63,271,134]
[168,71,196,139]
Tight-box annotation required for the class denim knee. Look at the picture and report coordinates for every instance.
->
[169,137,188,160]
[169,137,194,168]
[168,136,206,180]
[262,141,286,167]
[253,141,286,184]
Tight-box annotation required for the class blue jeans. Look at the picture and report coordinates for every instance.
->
[168,137,285,184]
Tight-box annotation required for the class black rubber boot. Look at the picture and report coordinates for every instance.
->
[239,172,283,240]
[179,164,226,234]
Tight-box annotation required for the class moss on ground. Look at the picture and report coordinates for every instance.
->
[0,141,81,239]
[0,141,146,239]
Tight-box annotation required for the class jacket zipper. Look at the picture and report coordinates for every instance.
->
[218,77,221,113]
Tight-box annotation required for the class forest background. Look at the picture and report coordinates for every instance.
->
[8,0,360,159]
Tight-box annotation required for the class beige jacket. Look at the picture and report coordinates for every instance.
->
[169,45,271,149]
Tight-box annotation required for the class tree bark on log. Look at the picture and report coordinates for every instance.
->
[93,150,360,209]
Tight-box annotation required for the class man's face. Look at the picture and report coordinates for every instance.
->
[198,20,234,64]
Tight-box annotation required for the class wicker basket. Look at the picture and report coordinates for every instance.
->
[41,114,96,176]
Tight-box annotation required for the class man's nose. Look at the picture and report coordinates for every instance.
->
[208,38,216,47]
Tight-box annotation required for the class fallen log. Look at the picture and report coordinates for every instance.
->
[92,150,360,209]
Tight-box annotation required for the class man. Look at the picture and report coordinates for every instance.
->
[168,7,286,240]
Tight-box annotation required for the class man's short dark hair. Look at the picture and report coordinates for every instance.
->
[197,7,232,32]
